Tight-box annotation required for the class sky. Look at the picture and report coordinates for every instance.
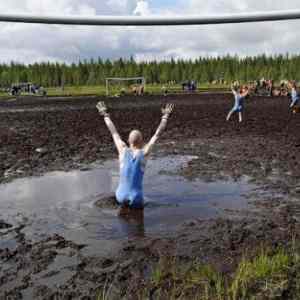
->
[1,0,300,64]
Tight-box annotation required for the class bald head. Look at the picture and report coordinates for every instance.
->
[128,130,143,148]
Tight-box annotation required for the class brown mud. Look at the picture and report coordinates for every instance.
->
[1,94,300,299]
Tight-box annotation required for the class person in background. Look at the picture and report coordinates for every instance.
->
[288,81,299,113]
[161,85,168,96]
[266,79,273,97]
[96,101,174,212]
[226,83,249,123]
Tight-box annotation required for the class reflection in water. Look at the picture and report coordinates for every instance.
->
[0,155,257,250]
[118,208,145,238]
[0,168,113,209]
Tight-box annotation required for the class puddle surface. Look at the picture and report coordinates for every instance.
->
[0,156,257,253]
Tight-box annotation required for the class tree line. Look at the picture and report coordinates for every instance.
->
[0,54,300,88]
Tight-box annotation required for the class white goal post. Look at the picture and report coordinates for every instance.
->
[105,77,146,96]
[1,11,300,26]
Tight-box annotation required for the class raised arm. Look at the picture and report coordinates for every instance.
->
[231,83,237,95]
[96,101,126,154]
[143,103,174,157]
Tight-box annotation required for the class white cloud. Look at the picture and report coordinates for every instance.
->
[106,0,137,14]
[133,1,151,16]
[0,0,300,64]
[77,4,97,16]
[25,0,74,15]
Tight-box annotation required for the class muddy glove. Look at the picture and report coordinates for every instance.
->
[161,103,174,120]
[96,101,110,118]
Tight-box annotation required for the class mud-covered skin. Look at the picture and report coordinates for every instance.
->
[1,94,300,299]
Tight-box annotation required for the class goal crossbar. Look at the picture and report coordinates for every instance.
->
[106,77,145,81]
[1,10,300,26]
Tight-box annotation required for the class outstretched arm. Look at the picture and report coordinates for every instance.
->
[96,102,126,154]
[143,103,174,157]
[231,83,237,95]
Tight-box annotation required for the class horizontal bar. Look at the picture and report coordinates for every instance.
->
[106,77,145,80]
[0,10,300,26]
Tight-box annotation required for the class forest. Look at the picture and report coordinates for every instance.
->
[0,54,300,87]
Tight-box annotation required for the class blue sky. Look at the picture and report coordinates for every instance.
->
[1,0,300,63]
[150,0,180,9]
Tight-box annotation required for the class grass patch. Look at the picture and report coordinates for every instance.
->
[0,83,230,98]
[0,91,9,98]
[97,244,300,299]
[45,84,230,97]
[230,249,292,300]
[47,85,107,97]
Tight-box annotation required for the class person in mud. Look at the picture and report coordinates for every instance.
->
[161,85,168,96]
[266,79,274,97]
[226,83,249,123]
[96,101,174,212]
[288,81,300,113]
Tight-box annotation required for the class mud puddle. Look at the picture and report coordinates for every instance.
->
[0,156,261,253]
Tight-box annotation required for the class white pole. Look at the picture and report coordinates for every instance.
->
[0,10,300,26]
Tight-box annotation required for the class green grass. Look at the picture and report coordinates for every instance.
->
[0,83,230,98]
[0,91,8,98]
[97,279,116,300]
[230,249,292,300]
[97,244,300,300]
[45,83,230,97]
[47,85,108,97]
[146,249,294,299]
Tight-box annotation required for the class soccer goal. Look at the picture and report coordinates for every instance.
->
[105,77,146,96]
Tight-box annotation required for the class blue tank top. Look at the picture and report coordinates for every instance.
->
[234,93,244,108]
[292,88,299,102]
[116,148,145,208]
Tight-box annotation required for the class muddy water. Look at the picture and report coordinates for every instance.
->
[0,156,256,255]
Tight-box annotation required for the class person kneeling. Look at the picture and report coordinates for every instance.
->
[96,101,174,212]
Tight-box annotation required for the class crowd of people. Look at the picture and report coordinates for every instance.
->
[10,82,47,96]
[247,78,289,97]
[226,79,299,122]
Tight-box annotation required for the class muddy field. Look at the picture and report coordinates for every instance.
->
[1,94,300,299]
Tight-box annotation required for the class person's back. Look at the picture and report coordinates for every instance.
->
[116,148,145,208]
[292,87,298,101]
[234,92,243,109]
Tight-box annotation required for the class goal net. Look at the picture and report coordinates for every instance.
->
[105,77,146,96]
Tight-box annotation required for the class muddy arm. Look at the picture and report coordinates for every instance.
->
[143,104,174,156]
[231,86,237,95]
[103,116,126,153]
[96,102,126,154]
[143,117,168,156]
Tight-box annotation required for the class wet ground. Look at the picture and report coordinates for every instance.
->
[1,94,300,299]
